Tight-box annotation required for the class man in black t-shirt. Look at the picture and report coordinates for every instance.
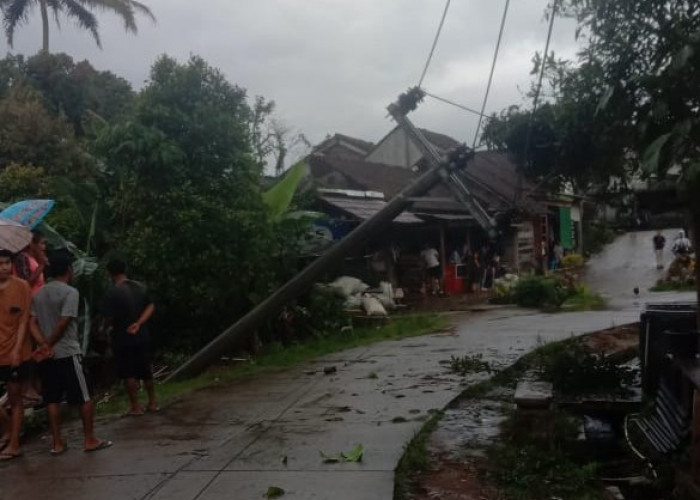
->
[102,259,157,416]
[652,231,666,269]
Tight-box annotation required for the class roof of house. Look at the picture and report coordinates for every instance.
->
[313,133,375,158]
[308,152,546,218]
[418,128,463,152]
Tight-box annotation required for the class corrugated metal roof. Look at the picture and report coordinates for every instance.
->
[320,196,423,224]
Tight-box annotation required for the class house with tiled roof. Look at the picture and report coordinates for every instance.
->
[304,128,581,292]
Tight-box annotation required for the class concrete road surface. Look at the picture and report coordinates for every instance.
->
[1,231,693,500]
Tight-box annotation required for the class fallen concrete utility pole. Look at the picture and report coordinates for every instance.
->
[167,89,473,381]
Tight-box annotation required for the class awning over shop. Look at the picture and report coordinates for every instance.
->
[319,196,423,224]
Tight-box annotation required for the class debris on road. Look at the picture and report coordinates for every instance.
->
[265,486,285,498]
[320,443,364,463]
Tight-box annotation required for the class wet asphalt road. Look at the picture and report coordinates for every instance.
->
[1,231,694,500]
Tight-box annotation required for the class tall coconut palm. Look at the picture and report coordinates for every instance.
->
[0,0,154,53]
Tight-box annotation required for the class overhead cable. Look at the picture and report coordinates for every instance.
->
[472,0,511,149]
[517,0,559,202]
[418,0,452,87]
[424,91,490,119]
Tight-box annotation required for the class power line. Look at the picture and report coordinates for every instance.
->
[424,91,490,119]
[517,0,559,202]
[524,0,558,164]
[472,0,511,149]
[418,0,452,88]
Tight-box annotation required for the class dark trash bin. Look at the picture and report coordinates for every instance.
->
[639,302,698,397]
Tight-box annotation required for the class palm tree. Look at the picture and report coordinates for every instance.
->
[1,0,154,53]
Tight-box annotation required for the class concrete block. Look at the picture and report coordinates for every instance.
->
[514,380,553,409]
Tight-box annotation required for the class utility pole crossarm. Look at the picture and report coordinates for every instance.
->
[389,87,498,239]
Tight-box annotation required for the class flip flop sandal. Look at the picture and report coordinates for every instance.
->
[123,410,145,417]
[49,443,68,456]
[84,440,113,453]
[0,451,22,461]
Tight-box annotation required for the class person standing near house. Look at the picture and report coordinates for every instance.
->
[0,248,35,461]
[653,231,666,269]
[102,259,158,416]
[420,244,441,295]
[552,241,564,270]
[30,251,112,454]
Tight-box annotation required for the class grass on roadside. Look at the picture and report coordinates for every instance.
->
[650,281,696,292]
[561,285,607,312]
[96,314,450,416]
[394,410,444,500]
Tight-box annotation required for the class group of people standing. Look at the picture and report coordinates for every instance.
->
[420,241,501,296]
[0,230,157,461]
[653,229,693,269]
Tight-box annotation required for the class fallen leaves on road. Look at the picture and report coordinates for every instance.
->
[320,443,364,463]
[265,486,285,498]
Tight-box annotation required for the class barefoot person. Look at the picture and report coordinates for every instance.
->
[0,249,33,461]
[30,252,112,454]
[102,259,157,416]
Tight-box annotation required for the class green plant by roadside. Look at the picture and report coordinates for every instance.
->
[650,281,696,292]
[535,339,635,396]
[394,411,443,500]
[514,275,572,309]
[561,285,607,311]
[448,354,493,376]
[561,253,585,269]
[488,443,599,500]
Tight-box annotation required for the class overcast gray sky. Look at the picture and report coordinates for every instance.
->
[6,0,581,152]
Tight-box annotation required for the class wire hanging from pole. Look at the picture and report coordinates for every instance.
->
[472,0,511,149]
[424,91,490,119]
[418,0,452,88]
[516,0,559,202]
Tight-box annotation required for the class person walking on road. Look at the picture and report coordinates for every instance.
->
[0,249,33,461]
[30,251,112,455]
[672,230,692,257]
[102,259,157,416]
[653,231,666,269]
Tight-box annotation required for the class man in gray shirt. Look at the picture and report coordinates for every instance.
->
[30,251,111,455]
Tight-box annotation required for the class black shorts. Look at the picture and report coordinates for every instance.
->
[114,343,153,381]
[427,266,442,279]
[0,362,30,383]
[38,356,91,405]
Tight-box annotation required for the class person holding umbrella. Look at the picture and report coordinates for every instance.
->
[14,230,49,294]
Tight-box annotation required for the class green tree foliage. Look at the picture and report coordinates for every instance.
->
[560,0,700,312]
[0,84,98,243]
[93,55,301,351]
[480,56,633,193]
[0,0,154,52]
[0,53,135,135]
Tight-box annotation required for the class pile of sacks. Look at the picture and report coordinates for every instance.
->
[327,276,396,316]
[493,273,519,299]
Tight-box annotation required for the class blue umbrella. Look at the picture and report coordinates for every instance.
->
[0,199,55,229]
